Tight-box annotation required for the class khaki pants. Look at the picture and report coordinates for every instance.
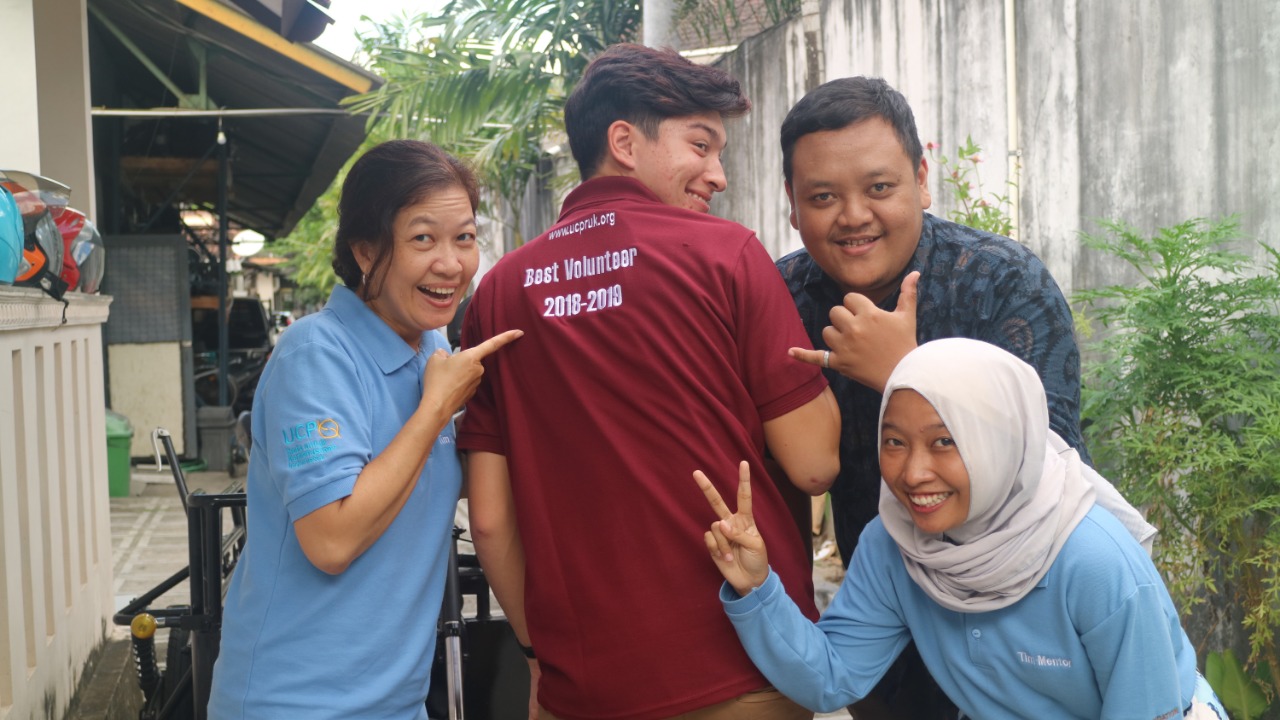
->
[539,687,813,720]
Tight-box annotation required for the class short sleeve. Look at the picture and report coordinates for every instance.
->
[456,283,505,454]
[1080,584,1186,718]
[258,340,372,521]
[731,238,828,421]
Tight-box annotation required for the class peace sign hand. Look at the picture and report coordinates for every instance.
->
[693,461,770,597]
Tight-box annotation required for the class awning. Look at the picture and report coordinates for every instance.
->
[87,0,382,239]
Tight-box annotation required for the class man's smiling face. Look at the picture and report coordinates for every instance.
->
[629,111,729,213]
[786,117,931,303]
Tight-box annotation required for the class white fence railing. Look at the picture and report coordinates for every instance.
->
[0,287,113,720]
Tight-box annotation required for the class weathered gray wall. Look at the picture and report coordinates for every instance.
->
[713,0,1279,296]
[718,19,815,259]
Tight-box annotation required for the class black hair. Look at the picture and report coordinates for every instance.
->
[780,77,923,185]
[332,139,479,299]
[564,43,751,181]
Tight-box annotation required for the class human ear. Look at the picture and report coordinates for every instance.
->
[352,241,375,277]
[917,157,932,210]
[606,120,639,172]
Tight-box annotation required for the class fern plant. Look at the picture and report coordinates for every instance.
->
[1074,217,1280,715]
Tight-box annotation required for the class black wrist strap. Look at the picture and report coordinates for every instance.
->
[517,641,536,659]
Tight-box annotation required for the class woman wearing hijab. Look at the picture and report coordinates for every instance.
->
[694,338,1224,719]
[208,140,521,718]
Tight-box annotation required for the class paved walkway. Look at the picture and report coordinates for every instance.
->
[109,464,851,719]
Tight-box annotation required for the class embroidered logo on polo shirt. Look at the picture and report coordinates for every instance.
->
[281,418,341,468]
[1016,651,1072,668]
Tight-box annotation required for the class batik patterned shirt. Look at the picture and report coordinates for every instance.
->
[777,212,1090,563]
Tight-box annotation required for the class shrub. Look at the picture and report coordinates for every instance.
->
[1074,217,1280,711]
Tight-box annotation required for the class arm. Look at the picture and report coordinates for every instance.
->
[294,330,522,574]
[982,261,1091,464]
[694,464,910,711]
[763,387,840,495]
[467,450,539,719]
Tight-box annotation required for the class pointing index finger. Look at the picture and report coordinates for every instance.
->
[465,329,524,360]
[788,347,824,367]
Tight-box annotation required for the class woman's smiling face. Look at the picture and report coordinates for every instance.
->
[880,389,972,534]
[357,186,478,347]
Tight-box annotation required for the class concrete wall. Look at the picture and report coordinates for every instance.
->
[0,2,110,718]
[711,0,1277,297]
[0,289,114,720]
[718,18,815,260]
[0,0,97,217]
[0,0,42,173]
[33,0,97,219]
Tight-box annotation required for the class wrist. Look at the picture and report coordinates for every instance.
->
[516,640,536,659]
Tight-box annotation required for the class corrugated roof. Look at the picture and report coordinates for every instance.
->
[87,0,382,238]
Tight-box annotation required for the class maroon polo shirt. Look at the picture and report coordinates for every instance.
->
[460,176,825,720]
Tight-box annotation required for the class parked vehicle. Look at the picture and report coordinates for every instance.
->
[191,296,274,415]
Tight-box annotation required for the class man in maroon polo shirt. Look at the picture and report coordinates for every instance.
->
[459,43,840,720]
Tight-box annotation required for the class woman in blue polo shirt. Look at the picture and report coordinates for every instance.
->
[209,140,521,719]
[695,339,1225,719]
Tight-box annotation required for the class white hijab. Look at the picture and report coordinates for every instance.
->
[877,339,1155,613]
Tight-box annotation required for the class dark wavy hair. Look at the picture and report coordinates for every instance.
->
[780,76,923,185]
[332,139,479,299]
[564,43,751,181]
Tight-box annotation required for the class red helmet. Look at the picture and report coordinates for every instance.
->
[55,208,85,291]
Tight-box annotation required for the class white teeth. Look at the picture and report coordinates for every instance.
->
[419,286,453,299]
[837,238,873,247]
[909,492,952,508]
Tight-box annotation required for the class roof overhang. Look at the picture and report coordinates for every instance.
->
[88,0,382,238]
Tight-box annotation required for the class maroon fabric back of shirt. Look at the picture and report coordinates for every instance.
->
[460,177,826,720]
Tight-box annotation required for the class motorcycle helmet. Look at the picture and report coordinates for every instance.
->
[1,171,70,299]
[0,186,20,284]
[70,218,104,294]
[56,208,85,291]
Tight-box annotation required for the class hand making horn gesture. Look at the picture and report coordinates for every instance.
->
[693,461,771,597]
[788,271,921,393]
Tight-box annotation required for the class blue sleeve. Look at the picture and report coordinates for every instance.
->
[259,340,371,521]
[1080,583,1187,719]
[722,537,911,712]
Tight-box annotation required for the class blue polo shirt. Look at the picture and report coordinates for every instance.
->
[210,285,461,719]
[723,506,1199,719]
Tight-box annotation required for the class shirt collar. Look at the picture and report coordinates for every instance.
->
[326,284,424,375]
[558,176,662,221]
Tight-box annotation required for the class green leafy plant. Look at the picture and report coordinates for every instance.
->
[1074,216,1280,711]
[928,137,1016,239]
[346,0,641,247]
[1208,649,1272,720]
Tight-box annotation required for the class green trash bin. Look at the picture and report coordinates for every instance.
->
[105,409,133,497]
